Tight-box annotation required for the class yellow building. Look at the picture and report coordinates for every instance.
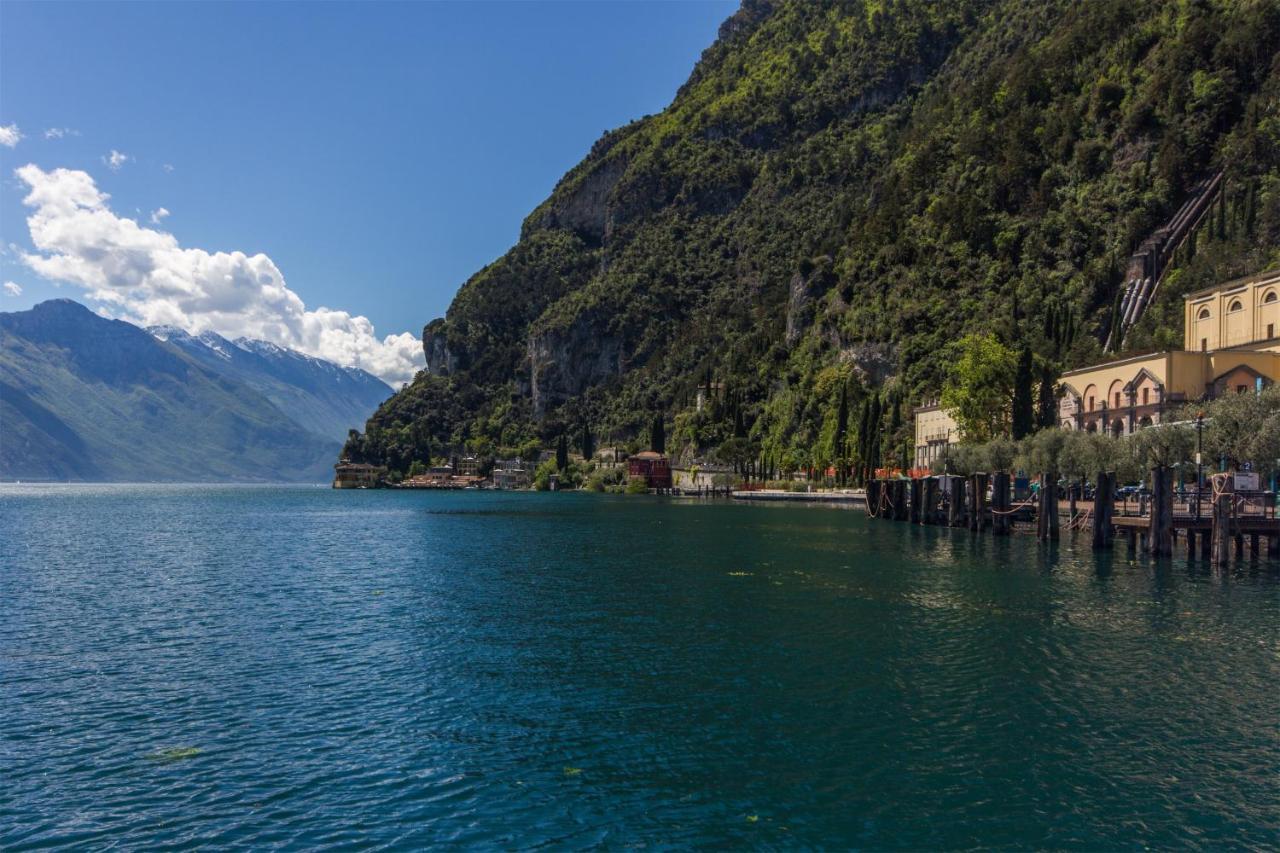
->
[1060,270,1280,435]
[913,400,962,468]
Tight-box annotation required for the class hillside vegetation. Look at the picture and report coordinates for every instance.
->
[346,0,1280,477]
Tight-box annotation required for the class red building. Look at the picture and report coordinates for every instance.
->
[628,451,672,490]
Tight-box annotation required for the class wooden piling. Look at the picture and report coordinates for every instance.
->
[867,480,881,518]
[1186,529,1196,559]
[1092,472,1114,550]
[921,477,938,525]
[991,472,1011,536]
[1037,473,1060,541]
[1148,466,1173,557]
[909,478,922,524]
[947,476,965,528]
[1210,473,1234,568]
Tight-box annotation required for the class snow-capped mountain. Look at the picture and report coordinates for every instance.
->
[149,325,391,443]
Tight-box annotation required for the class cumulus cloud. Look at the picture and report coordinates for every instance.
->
[0,124,22,147]
[162,163,175,173]
[3,281,21,296]
[150,207,170,224]
[102,150,130,171]
[44,127,79,140]
[15,164,423,384]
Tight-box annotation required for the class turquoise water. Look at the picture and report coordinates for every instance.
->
[1,485,1277,849]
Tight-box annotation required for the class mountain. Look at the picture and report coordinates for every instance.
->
[149,327,390,443]
[346,0,1280,475]
[0,300,388,482]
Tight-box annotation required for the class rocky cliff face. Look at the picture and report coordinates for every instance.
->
[421,318,456,376]
[527,311,623,418]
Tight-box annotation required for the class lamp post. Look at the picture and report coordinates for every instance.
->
[1195,411,1205,520]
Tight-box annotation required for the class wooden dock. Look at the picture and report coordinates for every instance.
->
[866,470,1279,568]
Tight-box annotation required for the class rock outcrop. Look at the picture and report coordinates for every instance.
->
[527,312,623,418]
[421,318,456,377]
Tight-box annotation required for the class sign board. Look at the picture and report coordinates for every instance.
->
[1234,472,1259,491]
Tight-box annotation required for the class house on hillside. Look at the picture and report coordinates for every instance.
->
[332,461,384,489]
[628,451,672,490]
[492,458,530,490]
[913,401,962,468]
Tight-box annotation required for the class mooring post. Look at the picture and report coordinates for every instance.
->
[1092,471,1114,550]
[1250,534,1259,558]
[1269,533,1280,559]
[968,474,979,532]
[867,479,881,518]
[1186,529,1197,559]
[1211,473,1234,569]
[947,477,965,528]
[909,478,922,524]
[976,473,990,531]
[992,472,1011,536]
[1148,466,1173,557]
[921,477,937,525]
[1038,473,1059,541]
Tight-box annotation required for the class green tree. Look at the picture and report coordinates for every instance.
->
[556,433,569,471]
[940,334,1017,443]
[1036,365,1058,430]
[580,423,595,462]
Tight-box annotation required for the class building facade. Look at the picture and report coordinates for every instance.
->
[913,401,962,468]
[1060,270,1280,435]
[628,451,673,490]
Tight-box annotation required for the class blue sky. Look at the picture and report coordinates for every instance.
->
[0,1,732,380]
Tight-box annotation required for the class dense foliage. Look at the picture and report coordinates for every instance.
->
[346,0,1280,478]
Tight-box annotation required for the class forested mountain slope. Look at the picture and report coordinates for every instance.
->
[1,301,358,482]
[346,0,1280,475]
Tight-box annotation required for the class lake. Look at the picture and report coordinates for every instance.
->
[2,485,1277,849]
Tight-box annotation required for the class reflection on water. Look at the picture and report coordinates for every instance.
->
[2,486,1277,848]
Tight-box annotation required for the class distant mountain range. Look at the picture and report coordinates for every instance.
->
[0,299,392,482]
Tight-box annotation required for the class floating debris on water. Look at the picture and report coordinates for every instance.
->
[563,766,582,776]
[727,571,753,577]
[746,814,759,823]
[372,590,385,596]
[147,746,201,762]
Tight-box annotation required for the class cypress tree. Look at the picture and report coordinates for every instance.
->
[1012,346,1035,439]
[556,433,569,471]
[581,423,595,463]
[650,414,666,454]
[834,382,849,484]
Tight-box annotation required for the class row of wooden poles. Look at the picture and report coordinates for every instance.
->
[866,469,1278,568]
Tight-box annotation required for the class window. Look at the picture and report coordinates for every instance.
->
[1228,299,1243,312]
[1088,396,1095,412]
[1142,388,1149,405]
[1197,307,1211,320]
[1264,291,1278,304]
[1201,338,1208,352]
[1114,391,1121,408]
[1269,323,1275,339]
[1237,384,1247,394]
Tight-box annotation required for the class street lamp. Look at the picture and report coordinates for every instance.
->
[1195,411,1205,520]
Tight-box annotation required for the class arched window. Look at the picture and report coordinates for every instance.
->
[1264,290,1278,304]
[1228,299,1243,312]
[1197,307,1211,320]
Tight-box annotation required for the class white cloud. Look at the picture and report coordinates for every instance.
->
[162,163,175,173]
[3,281,21,296]
[102,150,130,171]
[44,127,79,140]
[150,207,170,224]
[15,164,423,384]
[0,124,22,147]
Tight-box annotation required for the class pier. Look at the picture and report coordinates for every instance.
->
[866,469,1279,569]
